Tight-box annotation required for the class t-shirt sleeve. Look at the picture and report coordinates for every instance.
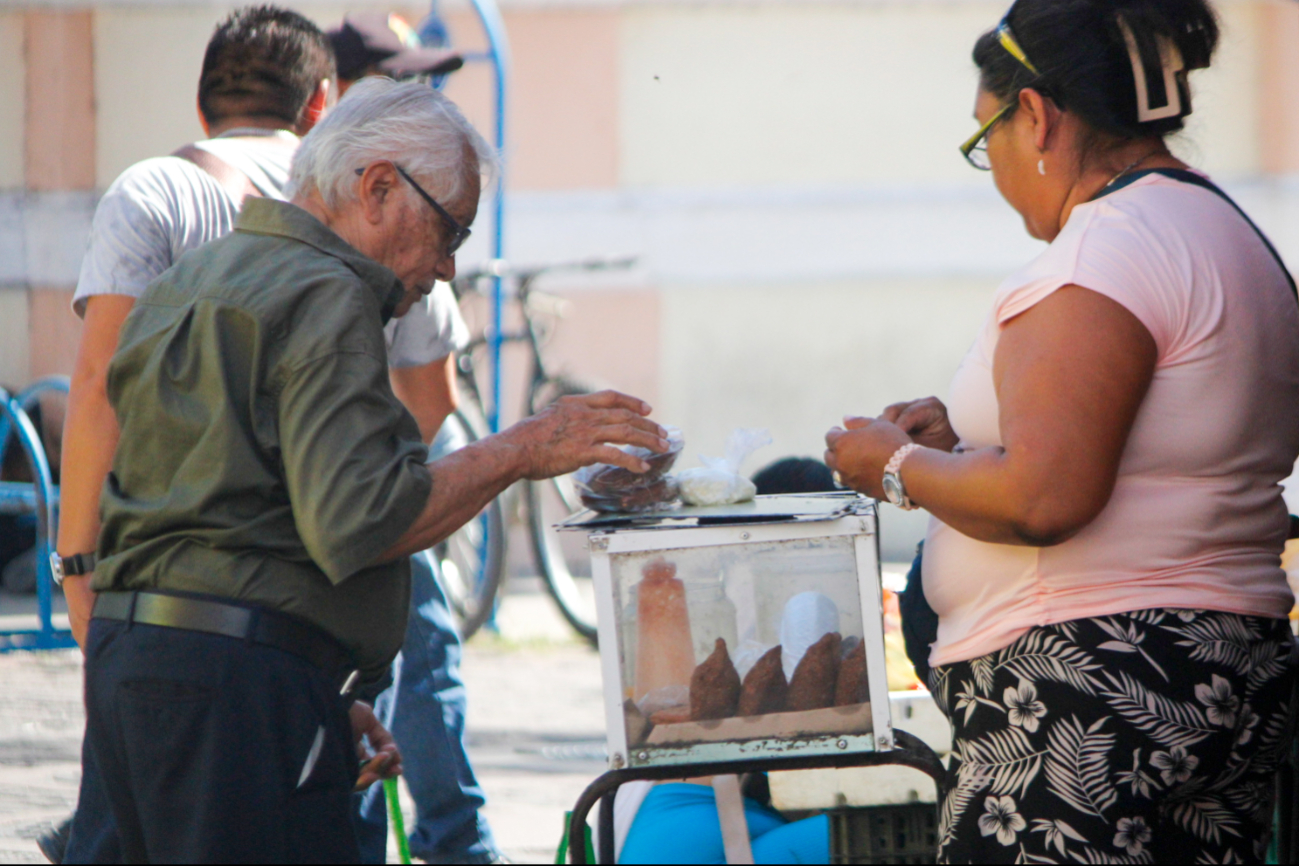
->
[73,158,237,317]
[993,200,1185,359]
[383,282,470,368]
[275,348,432,583]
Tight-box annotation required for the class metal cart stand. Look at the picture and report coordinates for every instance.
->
[555,493,948,863]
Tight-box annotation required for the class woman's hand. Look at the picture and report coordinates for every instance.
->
[880,397,960,453]
[824,416,914,499]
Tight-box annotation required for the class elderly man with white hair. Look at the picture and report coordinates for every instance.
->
[79,78,667,864]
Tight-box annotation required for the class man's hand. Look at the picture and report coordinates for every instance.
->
[350,701,402,791]
[879,397,960,453]
[824,416,913,499]
[503,390,668,480]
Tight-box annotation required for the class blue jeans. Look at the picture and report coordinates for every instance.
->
[353,552,498,864]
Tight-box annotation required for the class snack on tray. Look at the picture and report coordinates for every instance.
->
[690,638,741,721]
[574,426,684,513]
[787,631,842,711]
[834,639,869,706]
[737,645,788,717]
[677,428,771,507]
[633,558,696,703]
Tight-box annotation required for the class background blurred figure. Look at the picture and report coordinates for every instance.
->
[327,15,500,864]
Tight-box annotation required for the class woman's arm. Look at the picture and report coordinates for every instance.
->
[826,285,1156,546]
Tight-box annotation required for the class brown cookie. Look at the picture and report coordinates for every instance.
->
[738,645,788,716]
[690,638,741,721]
[835,639,869,707]
[787,632,841,711]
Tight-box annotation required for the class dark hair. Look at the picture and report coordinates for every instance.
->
[198,5,336,127]
[974,0,1219,141]
[751,457,837,496]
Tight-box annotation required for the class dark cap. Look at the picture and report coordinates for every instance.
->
[328,13,463,83]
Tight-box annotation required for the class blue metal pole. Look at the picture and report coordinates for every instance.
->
[463,0,509,432]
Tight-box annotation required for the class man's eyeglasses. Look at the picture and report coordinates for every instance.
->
[354,165,471,255]
[959,16,1040,171]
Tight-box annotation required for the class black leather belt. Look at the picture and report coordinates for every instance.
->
[93,591,360,696]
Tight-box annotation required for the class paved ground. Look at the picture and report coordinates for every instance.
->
[0,578,605,864]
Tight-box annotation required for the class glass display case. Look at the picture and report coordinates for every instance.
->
[562,493,893,770]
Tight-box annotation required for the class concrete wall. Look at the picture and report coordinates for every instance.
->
[4,0,1299,558]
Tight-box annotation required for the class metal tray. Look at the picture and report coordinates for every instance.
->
[557,491,871,532]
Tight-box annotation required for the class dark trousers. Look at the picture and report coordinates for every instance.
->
[64,731,123,863]
[82,617,362,864]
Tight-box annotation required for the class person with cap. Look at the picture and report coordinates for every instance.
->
[330,11,463,96]
[324,13,504,864]
[79,76,668,863]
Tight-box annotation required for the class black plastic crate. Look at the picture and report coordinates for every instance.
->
[830,803,937,865]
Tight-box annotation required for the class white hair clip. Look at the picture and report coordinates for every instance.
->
[1117,15,1188,123]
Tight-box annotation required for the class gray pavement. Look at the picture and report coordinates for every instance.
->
[0,580,606,864]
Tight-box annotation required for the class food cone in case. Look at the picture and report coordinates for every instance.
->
[634,558,696,704]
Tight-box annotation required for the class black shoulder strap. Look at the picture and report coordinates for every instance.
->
[1097,167,1297,300]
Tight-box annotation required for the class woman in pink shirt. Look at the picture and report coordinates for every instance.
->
[825,0,1299,862]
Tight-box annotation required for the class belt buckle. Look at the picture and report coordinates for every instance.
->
[339,670,360,698]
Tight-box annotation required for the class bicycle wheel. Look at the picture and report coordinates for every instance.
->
[430,402,506,640]
[526,377,600,644]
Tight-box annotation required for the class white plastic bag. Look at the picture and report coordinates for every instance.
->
[678,428,772,507]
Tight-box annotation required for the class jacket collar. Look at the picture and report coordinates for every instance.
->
[235,197,406,323]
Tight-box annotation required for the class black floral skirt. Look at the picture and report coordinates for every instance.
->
[927,609,1297,864]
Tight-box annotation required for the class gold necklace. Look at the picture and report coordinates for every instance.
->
[1104,150,1162,190]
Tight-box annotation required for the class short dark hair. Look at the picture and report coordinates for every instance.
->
[198,5,336,127]
[974,0,1219,141]
[752,457,838,496]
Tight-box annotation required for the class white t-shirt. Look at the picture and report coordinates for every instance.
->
[923,171,1299,667]
[74,128,466,367]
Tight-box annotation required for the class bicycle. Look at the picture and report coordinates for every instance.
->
[445,256,636,644]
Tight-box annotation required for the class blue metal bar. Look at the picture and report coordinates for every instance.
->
[0,388,70,650]
[0,376,70,472]
[462,0,510,432]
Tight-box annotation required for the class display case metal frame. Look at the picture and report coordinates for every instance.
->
[585,498,895,771]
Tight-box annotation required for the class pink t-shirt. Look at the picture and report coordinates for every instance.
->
[924,172,1299,667]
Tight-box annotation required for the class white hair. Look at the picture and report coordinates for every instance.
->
[288,77,497,210]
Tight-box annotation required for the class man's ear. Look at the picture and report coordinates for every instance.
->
[297,80,332,135]
[357,162,398,225]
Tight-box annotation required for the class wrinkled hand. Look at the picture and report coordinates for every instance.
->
[824,415,913,499]
[879,397,959,453]
[506,390,668,480]
[351,700,402,791]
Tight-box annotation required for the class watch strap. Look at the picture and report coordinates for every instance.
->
[61,552,98,576]
[883,443,923,510]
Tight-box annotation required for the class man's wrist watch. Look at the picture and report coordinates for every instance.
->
[49,552,97,585]
[881,443,923,511]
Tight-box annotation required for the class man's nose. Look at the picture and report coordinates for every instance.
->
[434,255,456,283]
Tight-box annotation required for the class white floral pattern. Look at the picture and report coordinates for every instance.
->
[977,795,1027,846]
[932,610,1294,865]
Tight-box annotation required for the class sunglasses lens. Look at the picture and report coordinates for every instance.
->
[447,230,469,256]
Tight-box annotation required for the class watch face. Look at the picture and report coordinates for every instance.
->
[882,474,904,506]
[49,552,63,584]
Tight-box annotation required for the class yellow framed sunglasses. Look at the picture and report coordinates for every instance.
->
[959,17,1039,171]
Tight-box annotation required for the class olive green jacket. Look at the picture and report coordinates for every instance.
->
[95,197,431,679]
